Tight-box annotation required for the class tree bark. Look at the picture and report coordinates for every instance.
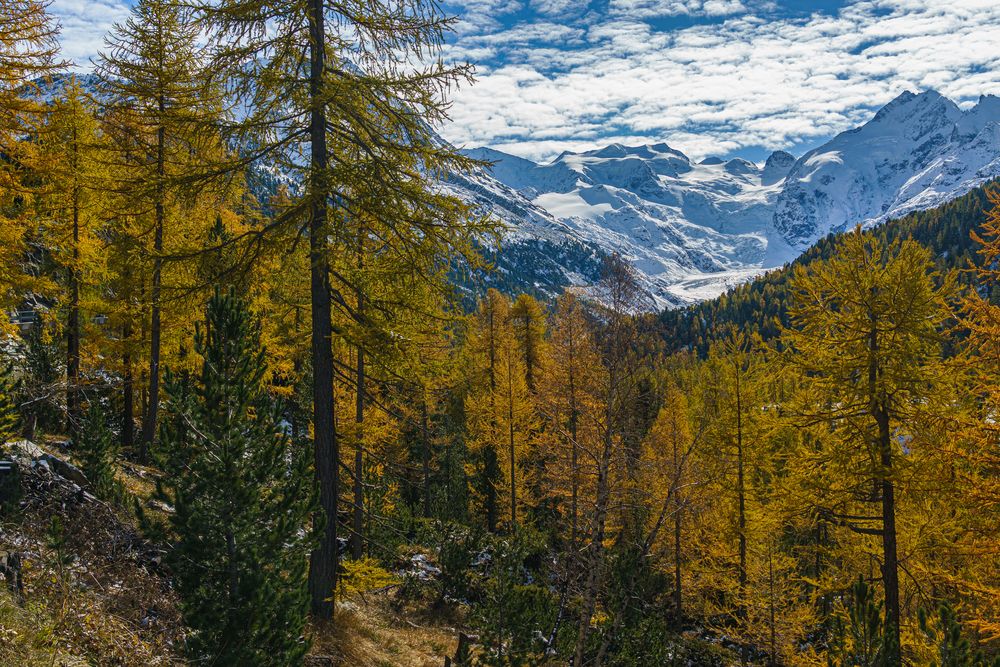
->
[139,92,165,461]
[877,402,900,662]
[673,424,683,622]
[122,322,134,453]
[736,360,748,667]
[66,122,81,443]
[485,301,498,532]
[507,347,516,529]
[306,0,339,619]
[421,394,431,518]
[351,345,364,560]
[869,308,900,663]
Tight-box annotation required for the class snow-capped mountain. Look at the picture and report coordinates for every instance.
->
[775,90,1000,248]
[440,163,608,302]
[463,143,796,308]
[28,73,607,303]
[469,90,1000,309]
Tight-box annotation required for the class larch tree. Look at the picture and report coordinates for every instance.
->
[785,227,954,663]
[199,0,492,617]
[643,382,695,622]
[711,330,769,665]
[574,253,645,665]
[956,189,1000,642]
[96,0,224,461]
[0,0,61,320]
[510,293,547,393]
[464,289,537,531]
[35,77,106,441]
[539,291,604,551]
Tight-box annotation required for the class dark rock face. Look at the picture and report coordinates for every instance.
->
[762,150,795,186]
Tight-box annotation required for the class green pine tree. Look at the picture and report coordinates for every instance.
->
[77,403,123,502]
[829,576,897,667]
[0,359,19,443]
[919,603,1000,667]
[20,321,63,440]
[159,288,315,666]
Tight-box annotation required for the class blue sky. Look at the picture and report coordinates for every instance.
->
[51,0,1000,164]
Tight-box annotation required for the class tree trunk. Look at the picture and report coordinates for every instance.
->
[568,336,578,551]
[421,394,431,518]
[877,403,901,662]
[306,0,339,619]
[507,349,516,529]
[574,420,613,666]
[736,362,748,667]
[351,346,364,560]
[868,309,900,663]
[673,427,683,622]
[122,323,134,453]
[66,123,81,443]
[769,543,776,667]
[485,302,498,532]
[139,102,165,461]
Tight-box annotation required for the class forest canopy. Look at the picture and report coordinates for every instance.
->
[0,1,999,665]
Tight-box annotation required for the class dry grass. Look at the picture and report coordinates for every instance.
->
[0,447,184,666]
[309,594,463,667]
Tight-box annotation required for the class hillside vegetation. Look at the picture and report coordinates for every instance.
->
[2,1,1000,666]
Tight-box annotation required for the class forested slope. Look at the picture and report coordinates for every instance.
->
[658,182,999,354]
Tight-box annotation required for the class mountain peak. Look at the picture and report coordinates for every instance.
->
[870,89,957,126]
[724,158,759,176]
[762,150,796,185]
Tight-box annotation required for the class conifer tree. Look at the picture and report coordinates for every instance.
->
[200,0,495,617]
[644,382,693,621]
[540,291,604,551]
[828,576,899,667]
[37,77,106,442]
[510,294,547,393]
[159,289,314,666]
[954,190,1000,644]
[574,254,645,664]
[0,359,19,442]
[465,289,538,530]
[77,403,122,502]
[0,0,61,317]
[786,228,954,663]
[96,0,224,460]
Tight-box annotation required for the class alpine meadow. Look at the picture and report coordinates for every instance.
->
[3,0,1000,665]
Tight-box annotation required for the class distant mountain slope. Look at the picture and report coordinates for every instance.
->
[775,91,1000,249]
[441,166,607,302]
[466,143,794,309]
[472,90,1000,308]
[38,75,1000,310]
[656,181,998,356]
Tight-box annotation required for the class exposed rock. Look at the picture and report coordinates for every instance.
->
[38,453,88,487]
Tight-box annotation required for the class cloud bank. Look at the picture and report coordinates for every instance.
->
[439,0,1000,162]
[46,0,1000,163]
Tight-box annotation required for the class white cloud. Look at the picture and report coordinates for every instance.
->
[49,0,131,68]
[438,0,1000,162]
[609,0,748,18]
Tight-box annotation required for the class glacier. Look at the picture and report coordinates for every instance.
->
[461,90,1000,310]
